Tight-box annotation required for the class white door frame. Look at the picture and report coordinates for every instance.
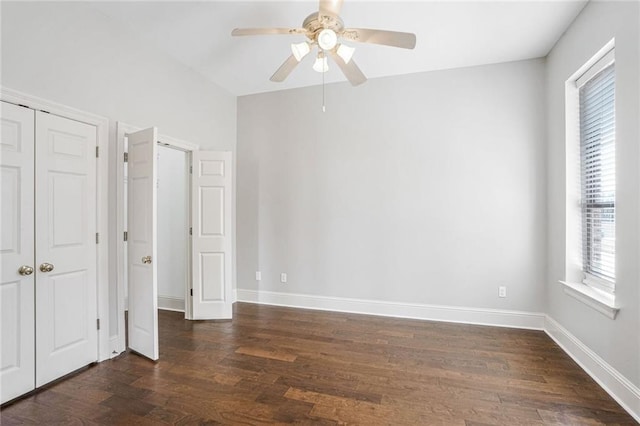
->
[115,122,199,355]
[0,87,111,363]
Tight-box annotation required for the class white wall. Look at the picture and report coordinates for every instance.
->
[237,58,547,313]
[0,2,236,151]
[157,146,188,308]
[546,0,640,387]
[0,2,237,337]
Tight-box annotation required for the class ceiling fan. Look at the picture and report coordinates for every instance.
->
[231,0,416,86]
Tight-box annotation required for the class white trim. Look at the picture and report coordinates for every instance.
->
[157,134,199,152]
[0,87,111,363]
[545,316,640,423]
[115,122,129,356]
[236,289,545,330]
[569,38,615,86]
[158,296,185,312]
[575,46,615,88]
[560,281,619,319]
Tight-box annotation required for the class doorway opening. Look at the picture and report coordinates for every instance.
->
[116,122,233,360]
[116,123,200,358]
[157,144,190,313]
[122,142,191,353]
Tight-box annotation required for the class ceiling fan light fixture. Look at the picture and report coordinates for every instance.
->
[313,54,329,73]
[317,28,338,51]
[291,41,311,62]
[336,44,355,64]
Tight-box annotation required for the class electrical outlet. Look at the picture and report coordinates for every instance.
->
[498,286,507,298]
[255,271,261,281]
[280,273,287,283]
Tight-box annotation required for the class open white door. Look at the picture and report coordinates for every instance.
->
[127,127,159,360]
[191,151,233,319]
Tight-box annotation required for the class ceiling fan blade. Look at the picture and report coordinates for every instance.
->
[319,0,344,16]
[328,50,367,86]
[232,28,306,36]
[270,54,300,82]
[341,28,416,49]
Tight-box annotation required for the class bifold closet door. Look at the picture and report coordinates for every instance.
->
[34,111,98,386]
[0,102,36,404]
[0,103,98,403]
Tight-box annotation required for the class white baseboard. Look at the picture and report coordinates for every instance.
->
[544,316,640,423]
[158,295,185,312]
[236,289,545,330]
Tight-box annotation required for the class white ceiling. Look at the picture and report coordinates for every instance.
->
[90,1,587,96]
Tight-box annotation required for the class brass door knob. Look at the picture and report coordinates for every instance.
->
[142,256,152,264]
[18,265,34,276]
[39,263,54,273]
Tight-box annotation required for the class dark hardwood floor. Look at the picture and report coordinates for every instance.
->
[1,303,636,425]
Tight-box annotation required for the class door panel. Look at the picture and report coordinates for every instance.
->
[191,151,232,320]
[127,127,159,360]
[35,111,97,386]
[0,102,35,404]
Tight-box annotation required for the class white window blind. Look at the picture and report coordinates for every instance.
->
[579,63,616,289]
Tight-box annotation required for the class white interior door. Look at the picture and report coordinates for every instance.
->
[191,151,233,320]
[0,102,35,403]
[35,111,98,387]
[127,127,159,360]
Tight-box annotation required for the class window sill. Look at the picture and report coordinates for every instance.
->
[559,281,620,319]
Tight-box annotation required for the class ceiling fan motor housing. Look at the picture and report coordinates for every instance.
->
[303,12,345,47]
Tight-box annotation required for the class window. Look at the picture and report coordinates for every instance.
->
[562,42,618,318]
[578,61,616,291]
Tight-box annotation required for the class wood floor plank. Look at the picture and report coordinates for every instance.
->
[235,345,298,362]
[1,303,636,425]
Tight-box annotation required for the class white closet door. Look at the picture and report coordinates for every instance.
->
[0,102,35,404]
[127,127,159,360]
[35,111,98,386]
[191,151,232,320]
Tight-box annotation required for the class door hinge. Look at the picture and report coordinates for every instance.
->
[124,231,128,242]
[124,152,129,163]
[96,233,99,244]
[40,109,50,114]
[190,165,193,174]
[95,146,99,158]
[18,103,30,109]
[189,227,192,236]
[190,289,193,296]
[96,319,100,330]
